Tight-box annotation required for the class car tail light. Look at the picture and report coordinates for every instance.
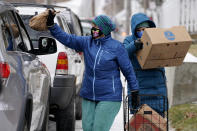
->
[56,52,68,75]
[0,62,10,78]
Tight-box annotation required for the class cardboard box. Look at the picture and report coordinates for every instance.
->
[137,26,192,69]
[126,104,167,131]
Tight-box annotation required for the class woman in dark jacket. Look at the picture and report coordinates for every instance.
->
[47,11,139,131]
[123,13,168,116]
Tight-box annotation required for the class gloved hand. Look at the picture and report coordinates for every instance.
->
[131,90,139,110]
[134,38,143,51]
[47,9,56,27]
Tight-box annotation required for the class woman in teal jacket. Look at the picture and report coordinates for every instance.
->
[123,13,168,116]
[47,10,139,131]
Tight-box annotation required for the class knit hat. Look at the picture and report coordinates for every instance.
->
[92,15,116,35]
[136,21,150,29]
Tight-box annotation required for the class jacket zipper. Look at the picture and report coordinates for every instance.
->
[97,50,103,64]
[112,76,115,93]
[92,42,102,100]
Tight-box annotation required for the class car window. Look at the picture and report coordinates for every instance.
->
[70,13,82,36]
[56,16,65,31]
[1,12,24,51]
[61,10,75,34]
[60,17,71,34]
[0,15,11,51]
[20,15,52,48]
[1,11,32,52]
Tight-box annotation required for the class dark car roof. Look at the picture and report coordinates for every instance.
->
[0,1,15,13]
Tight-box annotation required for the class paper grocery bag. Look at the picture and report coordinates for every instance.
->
[29,10,59,31]
[29,10,49,31]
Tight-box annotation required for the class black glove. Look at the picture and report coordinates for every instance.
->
[134,38,143,51]
[47,9,56,27]
[131,90,139,110]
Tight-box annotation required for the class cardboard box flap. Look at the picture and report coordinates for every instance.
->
[145,26,192,44]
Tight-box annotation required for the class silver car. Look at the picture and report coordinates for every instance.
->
[0,2,57,131]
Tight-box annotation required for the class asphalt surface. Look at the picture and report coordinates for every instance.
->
[48,103,124,131]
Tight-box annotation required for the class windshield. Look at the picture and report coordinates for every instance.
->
[20,15,53,48]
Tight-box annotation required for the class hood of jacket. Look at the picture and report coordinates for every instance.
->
[131,13,156,40]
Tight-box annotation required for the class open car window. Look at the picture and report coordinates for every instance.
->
[0,14,11,51]
[20,15,52,49]
[1,11,33,52]
[1,11,25,51]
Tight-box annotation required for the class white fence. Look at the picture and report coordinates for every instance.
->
[160,0,197,34]
[179,0,197,33]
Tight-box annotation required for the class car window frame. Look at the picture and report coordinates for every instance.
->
[12,11,34,52]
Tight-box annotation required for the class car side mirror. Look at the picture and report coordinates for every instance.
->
[34,37,57,55]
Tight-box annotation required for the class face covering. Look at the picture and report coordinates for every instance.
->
[91,27,103,39]
[137,30,144,38]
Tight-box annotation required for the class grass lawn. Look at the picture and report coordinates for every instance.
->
[169,103,197,131]
[189,44,197,57]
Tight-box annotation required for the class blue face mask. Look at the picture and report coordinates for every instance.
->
[137,31,144,38]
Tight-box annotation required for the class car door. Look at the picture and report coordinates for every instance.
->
[69,13,85,88]
[60,14,84,87]
[2,11,50,130]
[14,11,51,130]
[0,11,25,131]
